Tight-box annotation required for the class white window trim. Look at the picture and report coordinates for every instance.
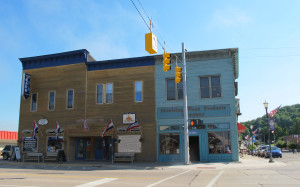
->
[66,89,74,109]
[30,93,38,112]
[48,91,56,111]
[135,81,143,103]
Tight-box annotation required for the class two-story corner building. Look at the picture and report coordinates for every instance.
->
[155,48,239,162]
[19,50,156,162]
[18,48,239,162]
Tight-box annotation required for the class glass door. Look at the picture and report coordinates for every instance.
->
[75,138,86,160]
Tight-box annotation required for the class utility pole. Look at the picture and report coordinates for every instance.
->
[182,43,190,165]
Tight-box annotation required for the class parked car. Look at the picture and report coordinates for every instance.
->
[253,149,258,156]
[257,146,267,157]
[1,145,15,160]
[265,146,282,158]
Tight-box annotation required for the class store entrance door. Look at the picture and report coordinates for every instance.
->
[94,137,103,160]
[189,136,200,162]
[75,138,86,160]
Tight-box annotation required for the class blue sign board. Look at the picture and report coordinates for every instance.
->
[252,136,256,142]
[269,119,275,131]
[157,104,230,119]
[21,73,31,99]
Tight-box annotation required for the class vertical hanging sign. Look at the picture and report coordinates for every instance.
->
[269,119,275,131]
[21,73,31,99]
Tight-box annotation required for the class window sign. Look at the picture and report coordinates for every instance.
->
[21,73,31,99]
[23,137,37,152]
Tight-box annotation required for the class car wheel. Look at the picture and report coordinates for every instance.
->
[3,154,8,160]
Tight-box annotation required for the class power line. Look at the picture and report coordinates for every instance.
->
[130,0,150,31]
[130,0,182,63]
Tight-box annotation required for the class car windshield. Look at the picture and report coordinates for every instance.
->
[3,146,11,150]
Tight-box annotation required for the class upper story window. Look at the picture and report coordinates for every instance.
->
[167,79,183,100]
[106,83,113,103]
[31,93,37,112]
[97,83,113,104]
[135,81,143,102]
[200,75,221,98]
[67,89,74,109]
[96,84,103,104]
[48,91,55,110]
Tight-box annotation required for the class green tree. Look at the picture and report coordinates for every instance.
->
[259,127,269,144]
[248,144,256,151]
[276,140,287,149]
[287,142,298,154]
[291,117,300,134]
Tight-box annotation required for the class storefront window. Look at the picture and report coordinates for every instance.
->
[159,134,180,155]
[208,131,231,154]
[47,136,63,152]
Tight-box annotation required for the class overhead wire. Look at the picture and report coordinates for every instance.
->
[130,0,183,64]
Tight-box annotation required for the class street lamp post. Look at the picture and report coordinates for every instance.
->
[264,100,274,163]
[250,125,254,156]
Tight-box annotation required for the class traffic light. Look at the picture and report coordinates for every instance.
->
[163,51,171,72]
[188,119,203,129]
[189,119,197,129]
[175,66,182,83]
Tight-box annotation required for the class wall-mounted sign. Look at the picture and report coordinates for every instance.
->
[157,104,230,119]
[21,73,31,99]
[123,113,136,124]
[38,119,48,125]
[23,137,37,152]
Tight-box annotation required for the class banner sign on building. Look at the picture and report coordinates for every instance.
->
[157,104,230,119]
[21,73,31,99]
[269,119,275,131]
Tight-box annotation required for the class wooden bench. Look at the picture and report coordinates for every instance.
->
[44,152,58,162]
[23,152,44,162]
[113,153,135,164]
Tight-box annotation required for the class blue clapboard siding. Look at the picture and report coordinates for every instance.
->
[155,52,239,162]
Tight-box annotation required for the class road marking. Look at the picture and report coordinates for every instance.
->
[75,178,117,187]
[146,170,192,187]
[206,170,224,187]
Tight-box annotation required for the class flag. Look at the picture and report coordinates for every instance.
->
[270,105,282,118]
[126,121,140,132]
[101,120,114,137]
[56,121,61,139]
[83,120,88,132]
[32,121,38,138]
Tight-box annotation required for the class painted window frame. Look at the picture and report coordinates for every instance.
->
[96,84,104,104]
[48,91,56,111]
[166,78,183,100]
[105,83,113,104]
[66,89,74,109]
[199,75,222,99]
[31,93,38,112]
[135,81,143,103]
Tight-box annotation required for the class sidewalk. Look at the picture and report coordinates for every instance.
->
[0,155,286,170]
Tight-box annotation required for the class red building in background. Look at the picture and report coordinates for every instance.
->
[0,131,18,151]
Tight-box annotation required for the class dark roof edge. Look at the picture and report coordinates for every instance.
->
[19,49,89,62]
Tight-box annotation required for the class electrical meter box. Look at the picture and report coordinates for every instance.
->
[145,32,158,54]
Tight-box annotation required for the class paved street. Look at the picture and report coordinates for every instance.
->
[0,152,299,187]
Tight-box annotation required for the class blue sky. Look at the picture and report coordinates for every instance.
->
[0,0,299,131]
